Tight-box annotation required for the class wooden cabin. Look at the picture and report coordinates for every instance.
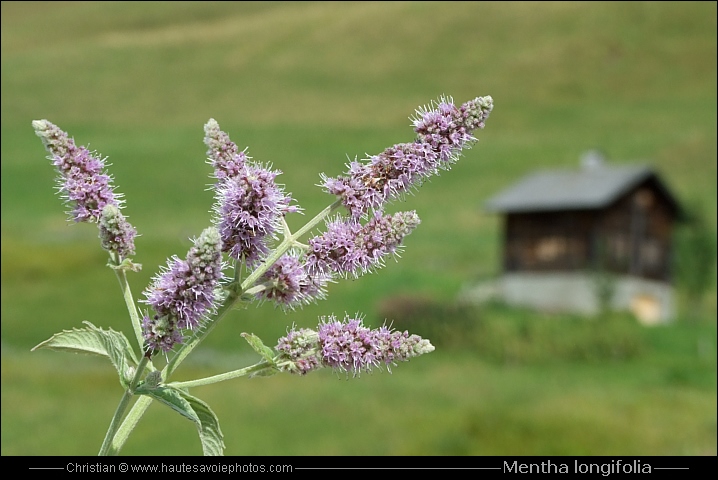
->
[483,154,682,323]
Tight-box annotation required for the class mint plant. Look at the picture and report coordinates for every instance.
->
[31,95,493,456]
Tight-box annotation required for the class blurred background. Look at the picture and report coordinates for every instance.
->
[1,1,715,455]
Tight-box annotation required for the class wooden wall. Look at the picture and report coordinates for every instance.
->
[502,178,676,281]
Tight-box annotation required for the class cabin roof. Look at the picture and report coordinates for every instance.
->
[484,163,680,214]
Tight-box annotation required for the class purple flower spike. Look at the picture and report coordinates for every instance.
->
[214,163,296,266]
[98,204,137,260]
[141,314,184,353]
[206,119,300,266]
[275,314,434,376]
[204,118,249,181]
[321,144,439,219]
[322,95,493,218]
[412,95,492,162]
[32,119,122,223]
[305,210,420,278]
[142,227,224,353]
[256,252,331,309]
[274,327,321,375]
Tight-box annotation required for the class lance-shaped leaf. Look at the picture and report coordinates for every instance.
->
[142,386,225,456]
[180,391,225,456]
[241,332,280,377]
[142,386,197,422]
[32,321,139,387]
[241,332,276,363]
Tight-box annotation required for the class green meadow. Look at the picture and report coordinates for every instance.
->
[1,1,716,456]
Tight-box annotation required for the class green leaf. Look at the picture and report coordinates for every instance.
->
[241,332,276,363]
[180,391,226,456]
[143,386,225,456]
[32,321,140,387]
[143,386,198,422]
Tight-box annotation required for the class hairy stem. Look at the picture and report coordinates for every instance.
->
[166,198,342,378]
[169,359,274,389]
[109,252,154,373]
[240,199,342,290]
[163,287,239,379]
[98,355,150,456]
[106,395,153,456]
[104,198,344,455]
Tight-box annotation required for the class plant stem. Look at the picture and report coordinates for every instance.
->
[166,198,342,379]
[106,395,153,456]
[169,359,274,389]
[98,355,150,456]
[240,199,342,291]
[104,199,344,455]
[163,287,239,379]
[109,252,145,354]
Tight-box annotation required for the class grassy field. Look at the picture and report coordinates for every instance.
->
[1,1,716,456]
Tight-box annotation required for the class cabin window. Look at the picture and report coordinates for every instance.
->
[535,236,566,262]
